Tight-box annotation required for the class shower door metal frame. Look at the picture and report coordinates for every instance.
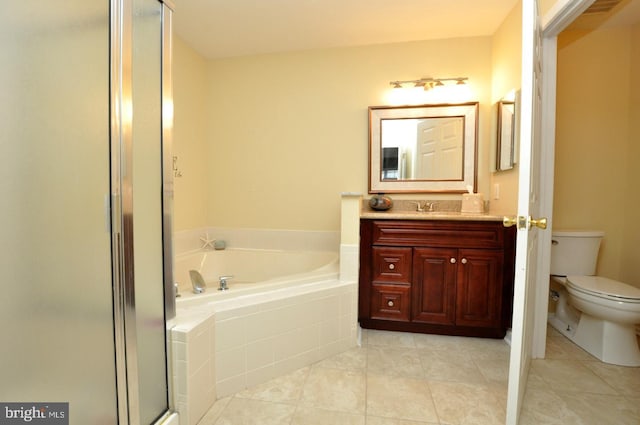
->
[110,0,175,423]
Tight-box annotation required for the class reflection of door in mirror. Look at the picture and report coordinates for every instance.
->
[380,117,463,181]
[416,117,463,180]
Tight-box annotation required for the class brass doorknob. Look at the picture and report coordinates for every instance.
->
[503,216,518,228]
[503,216,547,230]
[529,217,547,230]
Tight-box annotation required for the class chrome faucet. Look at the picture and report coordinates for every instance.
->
[413,201,435,212]
[189,270,207,294]
[218,275,233,291]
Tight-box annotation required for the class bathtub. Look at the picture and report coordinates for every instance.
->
[174,248,339,303]
[169,229,358,425]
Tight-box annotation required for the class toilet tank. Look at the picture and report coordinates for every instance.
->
[550,230,604,276]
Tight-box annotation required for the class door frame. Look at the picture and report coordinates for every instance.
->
[530,0,595,359]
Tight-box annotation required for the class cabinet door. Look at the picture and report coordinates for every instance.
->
[456,249,503,327]
[372,246,412,284]
[412,247,457,325]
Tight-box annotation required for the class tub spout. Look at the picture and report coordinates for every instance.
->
[218,275,233,291]
[189,270,207,294]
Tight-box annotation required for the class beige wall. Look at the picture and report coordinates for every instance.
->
[621,23,640,286]
[555,26,639,286]
[173,36,209,231]
[204,38,493,231]
[490,2,522,216]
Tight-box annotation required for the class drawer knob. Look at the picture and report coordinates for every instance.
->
[388,263,395,270]
[387,300,394,307]
[461,258,468,264]
[450,258,456,264]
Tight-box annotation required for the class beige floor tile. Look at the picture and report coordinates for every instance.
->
[313,346,367,372]
[524,366,549,390]
[581,360,640,397]
[420,349,487,384]
[367,346,424,378]
[196,396,231,425]
[366,416,439,425]
[213,398,296,425]
[473,357,510,387]
[429,380,506,425]
[235,366,309,404]
[519,387,582,425]
[457,336,510,354]
[557,390,640,425]
[365,329,416,348]
[366,373,439,423]
[299,367,366,414]
[202,329,639,425]
[545,335,596,361]
[290,405,365,425]
[413,333,473,351]
[530,358,618,394]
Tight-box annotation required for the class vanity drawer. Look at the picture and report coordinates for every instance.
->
[372,220,504,249]
[370,284,411,322]
[372,246,412,284]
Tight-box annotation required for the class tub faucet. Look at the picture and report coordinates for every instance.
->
[189,270,207,294]
[218,275,233,291]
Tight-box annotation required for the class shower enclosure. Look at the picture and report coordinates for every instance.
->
[0,1,175,424]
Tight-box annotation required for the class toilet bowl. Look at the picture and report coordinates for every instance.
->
[548,230,640,367]
[564,275,640,366]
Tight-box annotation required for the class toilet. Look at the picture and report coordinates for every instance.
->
[548,230,640,366]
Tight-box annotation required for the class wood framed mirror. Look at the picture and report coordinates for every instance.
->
[368,102,478,193]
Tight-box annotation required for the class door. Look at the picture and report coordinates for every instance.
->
[412,248,457,325]
[0,2,118,423]
[0,1,173,424]
[505,0,546,423]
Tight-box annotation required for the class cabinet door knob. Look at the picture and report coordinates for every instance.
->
[388,263,395,270]
[450,258,456,264]
[461,258,468,264]
[387,300,394,307]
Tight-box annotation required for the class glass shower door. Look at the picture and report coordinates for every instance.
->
[0,1,173,424]
[0,2,118,424]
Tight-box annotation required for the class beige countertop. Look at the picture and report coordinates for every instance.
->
[360,210,507,222]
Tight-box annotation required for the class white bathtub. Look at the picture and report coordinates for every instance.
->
[174,248,339,303]
[169,230,358,425]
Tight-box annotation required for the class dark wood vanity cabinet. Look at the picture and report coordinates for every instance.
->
[359,219,516,338]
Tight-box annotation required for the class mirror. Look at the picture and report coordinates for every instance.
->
[369,102,478,193]
[496,100,515,170]
[491,90,520,172]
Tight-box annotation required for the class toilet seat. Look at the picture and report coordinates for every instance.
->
[566,275,640,303]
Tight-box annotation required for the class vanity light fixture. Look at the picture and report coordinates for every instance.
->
[390,76,469,91]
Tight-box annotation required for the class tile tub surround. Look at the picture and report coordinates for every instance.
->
[170,227,357,425]
[171,312,217,425]
[170,277,358,425]
[195,328,640,425]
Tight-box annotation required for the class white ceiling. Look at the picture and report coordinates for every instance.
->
[173,0,519,59]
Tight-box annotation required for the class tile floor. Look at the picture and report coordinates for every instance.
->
[197,327,640,425]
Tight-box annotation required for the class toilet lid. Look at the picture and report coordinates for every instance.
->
[566,275,640,301]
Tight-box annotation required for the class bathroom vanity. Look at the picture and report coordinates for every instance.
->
[359,213,516,338]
